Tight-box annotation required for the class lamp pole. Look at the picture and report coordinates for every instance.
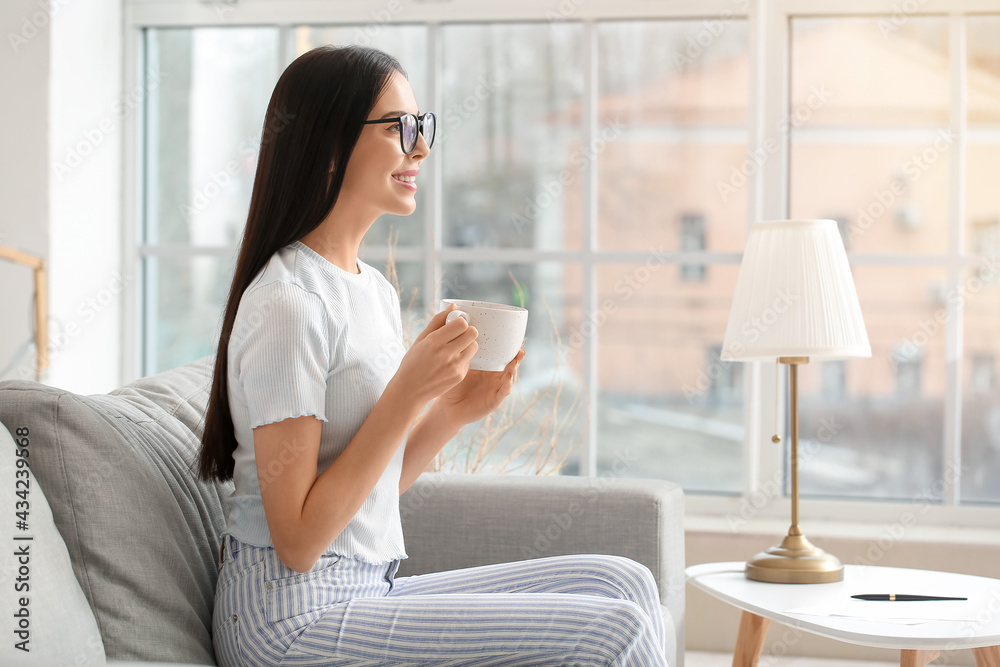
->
[783,356,807,536]
[744,355,844,583]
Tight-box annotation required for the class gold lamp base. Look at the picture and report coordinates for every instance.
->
[745,530,844,584]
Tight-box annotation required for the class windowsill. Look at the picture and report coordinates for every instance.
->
[685,515,1000,547]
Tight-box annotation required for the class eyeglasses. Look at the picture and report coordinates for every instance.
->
[362,112,436,155]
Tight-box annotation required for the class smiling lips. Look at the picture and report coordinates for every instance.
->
[392,170,418,191]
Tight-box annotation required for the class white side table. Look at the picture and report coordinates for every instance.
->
[687,562,1000,667]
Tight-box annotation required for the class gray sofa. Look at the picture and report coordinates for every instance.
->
[0,355,685,666]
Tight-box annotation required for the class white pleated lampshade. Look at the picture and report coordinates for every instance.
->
[721,219,871,361]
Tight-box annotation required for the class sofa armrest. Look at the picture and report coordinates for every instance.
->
[399,472,685,664]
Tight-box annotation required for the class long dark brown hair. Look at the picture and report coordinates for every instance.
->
[198,45,404,482]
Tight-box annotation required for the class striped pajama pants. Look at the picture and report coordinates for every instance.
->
[213,534,669,666]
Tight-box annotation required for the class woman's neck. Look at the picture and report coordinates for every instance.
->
[299,203,378,274]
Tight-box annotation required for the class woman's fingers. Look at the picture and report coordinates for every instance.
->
[458,338,479,364]
[501,349,525,388]
[414,304,458,345]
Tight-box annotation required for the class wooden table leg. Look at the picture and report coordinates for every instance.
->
[900,649,940,667]
[974,645,1000,667]
[732,611,770,667]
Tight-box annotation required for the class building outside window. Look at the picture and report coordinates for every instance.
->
[679,213,706,282]
[971,354,996,395]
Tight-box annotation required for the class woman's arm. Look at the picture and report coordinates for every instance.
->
[398,402,463,495]
[254,379,425,573]
[398,346,526,494]
[254,308,477,573]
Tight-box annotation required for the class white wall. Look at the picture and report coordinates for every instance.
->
[0,0,123,393]
[47,0,123,393]
[0,0,50,384]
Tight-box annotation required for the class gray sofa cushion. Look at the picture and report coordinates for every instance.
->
[0,422,107,665]
[0,355,230,664]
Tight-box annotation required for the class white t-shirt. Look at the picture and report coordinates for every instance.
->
[223,239,408,563]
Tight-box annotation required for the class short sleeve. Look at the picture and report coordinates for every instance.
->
[230,281,330,429]
[390,284,403,342]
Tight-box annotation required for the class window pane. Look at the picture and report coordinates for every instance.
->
[966,145,1000,256]
[143,253,235,374]
[797,267,947,501]
[961,264,1000,504]
[967,143,1000,258]
[295,26,429,247]
[437,261,582,474]
[596,263,742,493]
[145,28,280,247]
[596,20,748,253]
[791,18,949,127]
[790,142,951,253]
[965,11,999,423]
[790,17,951,254]
[967,15,1000,126]
[441,24,583,250]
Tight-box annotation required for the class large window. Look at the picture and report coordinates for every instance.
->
[789,15,1000,506]
[142,27,280,372]
[131,1,1000,518]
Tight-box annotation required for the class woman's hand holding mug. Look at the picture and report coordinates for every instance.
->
[390,303,479,408]
[431,299,529,427]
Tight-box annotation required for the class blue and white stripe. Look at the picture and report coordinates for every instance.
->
[214,534,668,666]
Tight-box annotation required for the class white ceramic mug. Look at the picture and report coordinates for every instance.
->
[440,299,528,372]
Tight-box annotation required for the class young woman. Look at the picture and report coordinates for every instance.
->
[198,44,668,667]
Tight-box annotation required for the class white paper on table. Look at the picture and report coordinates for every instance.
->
[784,600,979,624]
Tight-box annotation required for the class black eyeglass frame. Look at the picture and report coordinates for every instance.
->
[362,112,436,154]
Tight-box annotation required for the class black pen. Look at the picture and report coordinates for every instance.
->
[851,594,967,601]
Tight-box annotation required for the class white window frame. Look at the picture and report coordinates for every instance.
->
[121,0,1000,533]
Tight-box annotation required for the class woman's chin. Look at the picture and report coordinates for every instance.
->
[386,198,418,217]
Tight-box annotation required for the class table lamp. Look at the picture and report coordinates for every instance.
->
[721,219,870,584]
